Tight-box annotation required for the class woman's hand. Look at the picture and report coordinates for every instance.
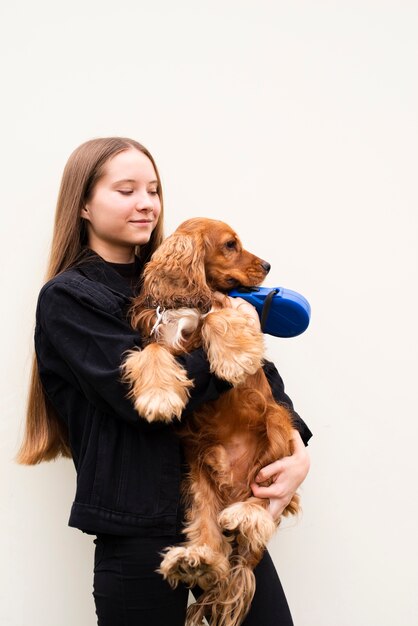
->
[251,430,310,522]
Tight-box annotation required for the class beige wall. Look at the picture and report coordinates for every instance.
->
[1,1,417,624]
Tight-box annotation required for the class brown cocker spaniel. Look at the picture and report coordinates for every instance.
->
[122,217,299,626]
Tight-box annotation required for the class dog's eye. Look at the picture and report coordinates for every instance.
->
[224,240,237,250]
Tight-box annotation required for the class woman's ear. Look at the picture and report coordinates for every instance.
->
[80,205,90,220]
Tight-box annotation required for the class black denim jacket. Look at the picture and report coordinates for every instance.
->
[35,252,312,537]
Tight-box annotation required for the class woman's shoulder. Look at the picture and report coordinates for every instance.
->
[41,266,84,290]
[38,266,122,315]
[40,266,104,298]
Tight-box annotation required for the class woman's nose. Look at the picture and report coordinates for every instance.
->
[135,195,153,211]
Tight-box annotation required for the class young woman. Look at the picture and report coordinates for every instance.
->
[18,137,312,626]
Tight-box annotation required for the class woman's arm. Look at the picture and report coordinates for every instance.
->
[262,360,313,446]
[37,278,233,426]
[254,357,312,519]
[228,299,313,518]
[225,296,313,445]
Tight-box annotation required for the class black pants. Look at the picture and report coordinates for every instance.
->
[93,534,294,625]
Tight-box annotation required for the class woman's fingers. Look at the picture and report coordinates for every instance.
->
[251,431,310,521]
[255,459,284,484]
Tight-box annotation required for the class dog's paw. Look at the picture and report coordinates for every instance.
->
[158,545,229,590]
[218,501,276,552]
[202,310,265,384]
[210,351,263,385]
[132,387,188,423]
[121,345,194,422]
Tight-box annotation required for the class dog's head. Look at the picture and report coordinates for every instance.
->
[137,217,270,311]
[176,218,270,292]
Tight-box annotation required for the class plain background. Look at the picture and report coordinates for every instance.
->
[1,1,417,625]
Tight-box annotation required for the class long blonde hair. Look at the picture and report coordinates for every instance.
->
[17,137,165,464]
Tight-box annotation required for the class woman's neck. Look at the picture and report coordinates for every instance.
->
[87,240,135,264]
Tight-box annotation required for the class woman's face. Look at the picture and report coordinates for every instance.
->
[82,148,161,262]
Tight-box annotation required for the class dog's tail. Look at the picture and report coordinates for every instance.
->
[186,556,256,626]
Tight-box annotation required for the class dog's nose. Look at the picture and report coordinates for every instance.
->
[261,261,271,273]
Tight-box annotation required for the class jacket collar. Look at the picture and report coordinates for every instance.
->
[74,249,141,299]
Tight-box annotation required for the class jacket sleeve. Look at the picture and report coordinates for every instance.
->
[262,359,313,446]
[36,279,231,427]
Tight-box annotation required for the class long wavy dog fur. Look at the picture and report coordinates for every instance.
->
[121,218,300,626]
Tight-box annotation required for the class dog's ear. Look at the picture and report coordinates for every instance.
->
[139,231,213,310]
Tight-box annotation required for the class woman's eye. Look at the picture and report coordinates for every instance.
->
[118,190,133,195]
[149,189,159,196]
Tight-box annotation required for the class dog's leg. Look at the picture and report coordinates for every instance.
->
[159,457,231,590]
[218,497,276,565]
[201,308,265,385]
[218,398,301,568]
[121,343,194,422]
[186,560,256,626]
[184,495,263,626]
